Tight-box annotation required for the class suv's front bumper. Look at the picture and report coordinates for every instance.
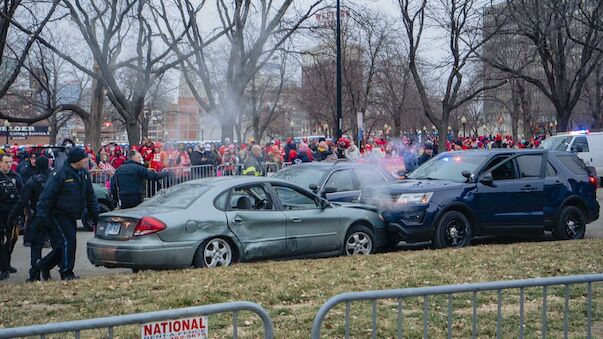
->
[382,205,437,243]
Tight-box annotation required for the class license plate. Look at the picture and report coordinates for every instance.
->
[105,222,121,236]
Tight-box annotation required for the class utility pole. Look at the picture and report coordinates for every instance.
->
[336,0,344,157]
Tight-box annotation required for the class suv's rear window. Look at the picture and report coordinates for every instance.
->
[557,155,588,175]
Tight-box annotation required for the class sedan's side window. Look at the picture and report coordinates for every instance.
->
[325,170,355,192]
[273,185,319,210]
[229,185,274,210]
[484,156,516,180]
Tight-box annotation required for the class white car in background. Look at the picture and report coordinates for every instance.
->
[540,131,603,184]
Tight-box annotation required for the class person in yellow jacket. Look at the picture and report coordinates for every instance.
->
[242,145,264,176]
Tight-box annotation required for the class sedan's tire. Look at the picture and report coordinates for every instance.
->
[343,225,376,256]
[553,206,586,240]
[194,238,234,268]
[433,211,472,249]
[82,203,110,232]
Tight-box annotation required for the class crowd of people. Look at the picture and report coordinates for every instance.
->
[0,132,549,282]
[0,132,549,179]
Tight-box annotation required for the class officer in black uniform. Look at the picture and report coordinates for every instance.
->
[35,148,99,280]
[9,156,54,282]
[0,153,23,280]
[110,150,168,209]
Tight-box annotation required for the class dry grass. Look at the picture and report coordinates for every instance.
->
[0,239,602,338]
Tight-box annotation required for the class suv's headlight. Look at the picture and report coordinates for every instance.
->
[397,192,434,204]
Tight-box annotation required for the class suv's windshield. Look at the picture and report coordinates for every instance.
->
[408,154,487,183]
[273,166,328,189]
[141,184,210,208]
[540,136,572,151]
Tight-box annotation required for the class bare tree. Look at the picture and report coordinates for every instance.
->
[242,51,292,142]
[0,0,60,122]
[482,0,603,132]
[372,35,422,138]
[398,0,507,151]
[159,0,323,142]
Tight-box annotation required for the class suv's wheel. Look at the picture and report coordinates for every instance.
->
[194,238,234,268]
[384,231,402,251]
[343,225,375,256]
[554,206,586,240]
[433,211,473,249]
[82,203,110,231]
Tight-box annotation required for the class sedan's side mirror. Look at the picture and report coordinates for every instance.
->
[309,183,319,193]
[480,173,494,186]
[320,199,330,210]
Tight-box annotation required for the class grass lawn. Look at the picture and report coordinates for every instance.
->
[1,239,602,338]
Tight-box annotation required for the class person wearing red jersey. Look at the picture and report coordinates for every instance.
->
[149,142,168,172]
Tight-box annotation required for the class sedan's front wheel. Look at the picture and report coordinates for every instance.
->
[194,238,234,268]
[343,225,375,256]
[433,211,472,249]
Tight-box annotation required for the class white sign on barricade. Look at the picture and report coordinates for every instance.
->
[142,316,208,339]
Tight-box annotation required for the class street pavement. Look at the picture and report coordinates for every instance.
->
[4,193,603,284]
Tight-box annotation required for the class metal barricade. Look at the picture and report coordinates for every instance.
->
[311,273,603,339]
[281,162,293,168]
[0,301,274,339]
[89,169,114,188]
[263,162,281,177]
[217,163,244,176]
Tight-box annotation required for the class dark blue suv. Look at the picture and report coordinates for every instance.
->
[361,150,600,248]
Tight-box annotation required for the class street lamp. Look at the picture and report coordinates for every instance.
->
[290,120,295,138]
[461,116,467,138]
[3,120,10,145]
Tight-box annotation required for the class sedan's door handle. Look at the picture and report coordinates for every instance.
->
[520,185,537,191]
[233,216,243,223]
[290,217,302,223]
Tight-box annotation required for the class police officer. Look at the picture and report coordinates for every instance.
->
[35,148,99,281]
[9,156,55,282]
[18,152,38,246]
[110,150,168,209]
[0,153,23,280]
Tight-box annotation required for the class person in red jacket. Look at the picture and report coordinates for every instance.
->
[110,146,127,169]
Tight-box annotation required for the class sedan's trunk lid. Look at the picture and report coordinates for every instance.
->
[96,207,173,240]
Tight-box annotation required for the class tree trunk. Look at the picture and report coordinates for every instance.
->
[125,120,141,145]
[84,112,102,151]
[438,119,447,153]
[86,68,104,151]
[556,108,571,133]
[49,121,58,145]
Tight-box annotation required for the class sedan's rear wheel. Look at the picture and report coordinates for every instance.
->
[433,211,472,249]
[194,238,233,268]
[343,225,375,256]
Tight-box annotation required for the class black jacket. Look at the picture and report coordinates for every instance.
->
[418,153,434,166]
[110,160,168,199]
[10,171,49,218]
[36,165,99,220]
[190,151,204,166]
[18,161,37,185]
[0,171,23,212]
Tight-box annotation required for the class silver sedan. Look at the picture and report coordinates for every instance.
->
[87,177,387,270]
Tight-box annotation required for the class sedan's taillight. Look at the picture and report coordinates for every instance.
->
[133,217,166,236]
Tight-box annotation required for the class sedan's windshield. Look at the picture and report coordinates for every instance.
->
[273,166,328,189]
[141,184,211,208]
[540,136,572,151]
[408,154,486,183]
